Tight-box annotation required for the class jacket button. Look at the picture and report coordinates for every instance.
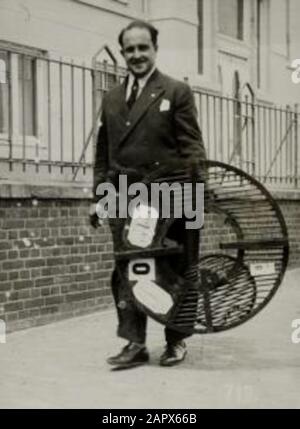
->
[126,121,131,126]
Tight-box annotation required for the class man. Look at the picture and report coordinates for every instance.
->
[90,20,206,369]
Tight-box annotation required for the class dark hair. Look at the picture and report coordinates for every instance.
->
[118,20,159,48]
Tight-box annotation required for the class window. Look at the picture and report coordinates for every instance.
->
[257,0,272,90]
[0,52,9,134]
[18,55,36,136]
[271,0,290,57]
[218,0,244,40]
[0,42,41,140]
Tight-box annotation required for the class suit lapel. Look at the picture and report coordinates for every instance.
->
[119,70,166,147]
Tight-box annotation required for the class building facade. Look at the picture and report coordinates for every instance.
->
[1,0,300,331]
[0,0,299,184]
[1,0,299,104]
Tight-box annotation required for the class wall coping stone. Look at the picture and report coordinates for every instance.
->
[0,183,93,200]
[0,182,300,201]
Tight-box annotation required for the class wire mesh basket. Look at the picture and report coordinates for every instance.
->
[114,160,289,334]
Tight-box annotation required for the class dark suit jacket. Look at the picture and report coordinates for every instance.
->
[93,69,206,198]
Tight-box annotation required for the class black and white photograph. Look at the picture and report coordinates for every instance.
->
[0,0,300,412]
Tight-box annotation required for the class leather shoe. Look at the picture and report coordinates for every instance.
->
[160,341,187,367]
[107,343,149,369]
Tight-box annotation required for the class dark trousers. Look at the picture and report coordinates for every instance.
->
[109,217,200,345]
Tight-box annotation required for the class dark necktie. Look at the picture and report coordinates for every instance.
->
[127,78,139,110]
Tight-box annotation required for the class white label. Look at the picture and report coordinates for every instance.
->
[129,258,173,314]
[160,99,171,112]
[133,281,173,315]
[250,262,276,276]
[128,258,155,282]
[127,204,158,248]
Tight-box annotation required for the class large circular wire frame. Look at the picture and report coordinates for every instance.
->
[115,160,289,334]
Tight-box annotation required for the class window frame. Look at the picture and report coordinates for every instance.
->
[0,51,10,136]
[17,54,38,138]
[0,41,47,160]
[218,0,244,41]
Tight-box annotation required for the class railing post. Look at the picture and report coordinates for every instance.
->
[21,53,26,172]
[71,59,75,172]
[91,68,97,153]
[251,96,256,179]
[82,61,86,173]
[59,57,64,174]
[7,52,13,172]
[47,58,52,173]
[294,104,298,188]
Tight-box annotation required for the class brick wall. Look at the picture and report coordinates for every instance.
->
[0,188,299,333]
[278,199,300,268]
[0,197,114,332]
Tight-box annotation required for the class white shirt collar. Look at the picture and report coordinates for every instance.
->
[126,66,156,100]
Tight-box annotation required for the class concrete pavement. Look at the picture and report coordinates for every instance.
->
[0,268,300,409]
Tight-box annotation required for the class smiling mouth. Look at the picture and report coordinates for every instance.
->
[132,62,147,66]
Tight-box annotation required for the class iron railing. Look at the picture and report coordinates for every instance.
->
[0,48,299,188]
[0,48,126,184]
[193,88,299,188]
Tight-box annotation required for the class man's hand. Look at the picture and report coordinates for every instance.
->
[89,203,104,229]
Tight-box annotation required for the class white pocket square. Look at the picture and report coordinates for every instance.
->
[159,99,171,112]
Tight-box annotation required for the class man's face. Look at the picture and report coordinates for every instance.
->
[121,27,157,78]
